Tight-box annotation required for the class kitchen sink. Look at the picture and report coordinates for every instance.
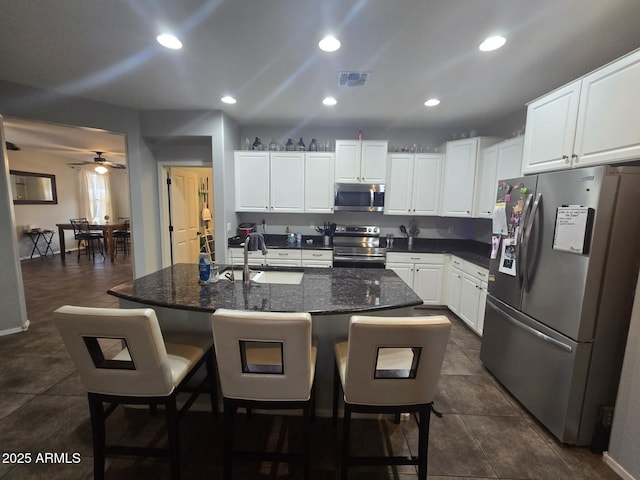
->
[221,269,303,285]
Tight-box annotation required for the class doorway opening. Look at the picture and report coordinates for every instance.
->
[159,165,214,267]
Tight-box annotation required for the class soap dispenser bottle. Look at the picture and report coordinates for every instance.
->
[198,249,211,285]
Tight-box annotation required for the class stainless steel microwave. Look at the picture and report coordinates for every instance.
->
[334,183,385,212]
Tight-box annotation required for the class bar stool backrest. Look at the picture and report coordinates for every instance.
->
[343,315,451,406]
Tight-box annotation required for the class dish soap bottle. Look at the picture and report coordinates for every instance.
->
[198,250,211,285]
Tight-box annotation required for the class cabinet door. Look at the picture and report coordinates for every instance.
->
[412,154,442,216]
[361,140,388,183]
[441,138,479,217]
[522,81,581,174]
[459,273,481,330]
[234,151,269,212]
[476,281,488,335]
[574,50,640,167]
[447,267,463,313]
[270,152,305,213]
[497,136,523,180]
[305,152,335,213]
[473,145,498,218]
[384,153,413,215]
[335,140,361,183]
[414,263,444,305]
[386,263,414,289]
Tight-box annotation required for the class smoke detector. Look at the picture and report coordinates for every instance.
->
[338,71,369,87]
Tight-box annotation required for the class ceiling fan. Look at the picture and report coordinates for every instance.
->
[67,151,126,170]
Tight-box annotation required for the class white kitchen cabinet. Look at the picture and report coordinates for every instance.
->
[447,255,489,335]
[269,152,305,213]
[441,137,500,217]
[474,137,522,218]
[446,257,463,314]
[473,145,499,218]
[234,151,305,213]
[265,249,302,267]
[386,253,445,305]
[304,152,335,213]
[234,151,270,212]
[335,139,388,183]
[522,49,640,173]
[301,249,332,268]
[228,247,266,266]
[385,153,442,216]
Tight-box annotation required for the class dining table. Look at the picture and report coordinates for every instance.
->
[56,222,126,263]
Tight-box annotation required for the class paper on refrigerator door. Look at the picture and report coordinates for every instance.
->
[492,203,508,235]
[498,237,517,276]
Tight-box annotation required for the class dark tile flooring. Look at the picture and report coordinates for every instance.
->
[0,255,619,479]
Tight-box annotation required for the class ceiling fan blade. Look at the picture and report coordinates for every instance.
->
[5,141,21,151]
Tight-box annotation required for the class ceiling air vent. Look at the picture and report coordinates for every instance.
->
[338,71,369,87]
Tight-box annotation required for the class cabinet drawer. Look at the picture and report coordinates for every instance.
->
[386,252,444,264]
[229,248,265,265]
[266,249,302,262]
[302,249,333,261]
[463,261,489,280]
[450,256,464,270]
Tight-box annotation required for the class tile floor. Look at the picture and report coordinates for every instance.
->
[0,255,619,479]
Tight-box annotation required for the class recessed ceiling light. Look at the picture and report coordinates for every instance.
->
[424,98,440,107]
[323,97,337,106]
[157,33,182,50]
[319,35,341,52]
[221,96,237,104]
[479,36,506,52]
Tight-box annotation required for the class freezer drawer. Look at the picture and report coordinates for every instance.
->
[480,295,592,444]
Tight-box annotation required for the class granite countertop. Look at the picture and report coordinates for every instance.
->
[108,264,423,315]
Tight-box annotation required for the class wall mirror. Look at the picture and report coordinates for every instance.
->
[10,170,58,204]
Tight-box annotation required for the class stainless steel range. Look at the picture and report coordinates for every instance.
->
[332,225,386,268]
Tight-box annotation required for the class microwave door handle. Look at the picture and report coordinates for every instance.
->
[521,192,542,292]
[516,193,533,284]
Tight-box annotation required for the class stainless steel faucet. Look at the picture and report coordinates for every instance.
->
[243,236,252,285]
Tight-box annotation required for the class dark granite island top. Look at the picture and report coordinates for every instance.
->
[108,264,423,315]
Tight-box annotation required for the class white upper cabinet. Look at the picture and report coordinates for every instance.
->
[304,152,335,213]
[335,139,388,183]
[234,151,270,212]
[441,137,499,217]
[385,153,442,216]
[523,49,640,174]
[269,152,305,213]
[522,81,581,174]
[473,145,499,218]
[574,49,640,167]
[234,151,304,213]
[474,136,522,218]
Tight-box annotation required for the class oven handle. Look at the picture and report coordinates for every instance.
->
[333,255,386,262]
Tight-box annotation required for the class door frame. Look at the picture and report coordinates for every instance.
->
[157,161,213,269]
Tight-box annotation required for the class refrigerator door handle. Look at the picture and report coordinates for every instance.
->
[517,193,534,284]
[521,192,542,292]
[501,307,573,353]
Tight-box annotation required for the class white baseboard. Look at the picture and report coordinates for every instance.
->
[0,320,30,336]
[603,451,637,480]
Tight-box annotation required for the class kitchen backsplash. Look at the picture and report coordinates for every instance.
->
[236,212,492,244]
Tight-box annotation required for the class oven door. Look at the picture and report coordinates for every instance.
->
[333,258,386,269]
[333,247,386,268]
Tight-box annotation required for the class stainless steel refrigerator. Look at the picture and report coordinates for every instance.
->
[480,165,640,445]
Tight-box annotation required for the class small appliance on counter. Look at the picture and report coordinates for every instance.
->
[237,223,256,240]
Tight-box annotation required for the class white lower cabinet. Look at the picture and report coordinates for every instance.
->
[302,249,333,268]
[228,247,266,266]
[447,255,488,335]
[265,249,302,267]
[386,253,445,305]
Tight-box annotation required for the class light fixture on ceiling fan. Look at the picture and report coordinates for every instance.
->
[67,151,126,174]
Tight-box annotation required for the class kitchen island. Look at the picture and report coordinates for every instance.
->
[108,264,423,412]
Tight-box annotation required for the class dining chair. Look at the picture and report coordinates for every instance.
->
[53,305,217,480]
[113,217,131,257]
[70,218,104,261]
[332,315,451,480]
[211,309,317,480]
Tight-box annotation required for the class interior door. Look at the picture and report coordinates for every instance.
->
[169,167,200,264]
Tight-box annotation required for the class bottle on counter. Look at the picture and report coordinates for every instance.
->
[198,250,211,285]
